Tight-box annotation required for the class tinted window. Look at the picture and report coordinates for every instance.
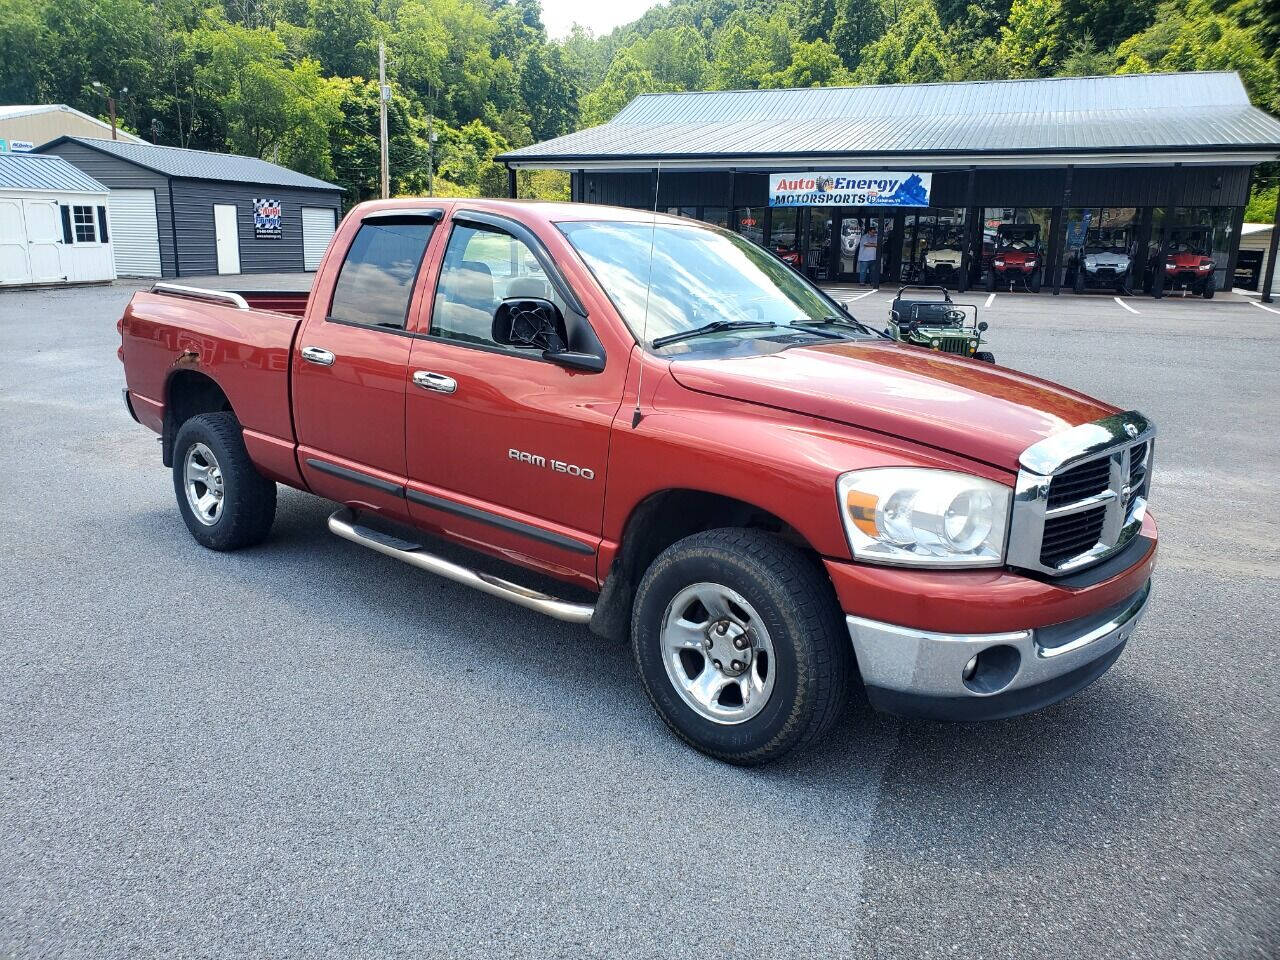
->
[329,218,435,329]
[430,223,567,350]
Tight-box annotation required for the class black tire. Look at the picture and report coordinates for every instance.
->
[1029,270,1042,293]
[1202,275,1216,299]
[975,351,996,364]
[172,411,276,551]
[631,528,851,765]
[1073,270,1085,294]
[984,270,996,292]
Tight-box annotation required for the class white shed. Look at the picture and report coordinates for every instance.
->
[0,153,115,286]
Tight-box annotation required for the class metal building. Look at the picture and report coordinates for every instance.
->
[0,153,115,287]
[35,137,342,279]
[500,71,1280,297]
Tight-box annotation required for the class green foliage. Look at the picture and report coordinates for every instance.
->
[1,0,1277,206]
[1245,182,1277,220]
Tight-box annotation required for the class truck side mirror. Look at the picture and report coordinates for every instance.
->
[492,298,605,373]
[493,298,566,353]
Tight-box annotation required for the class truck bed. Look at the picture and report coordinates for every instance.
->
[121,284,304,482]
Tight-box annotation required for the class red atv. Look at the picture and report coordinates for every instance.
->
[985,223,1043,293]
[774,245,803,270]
[1146,227,1216,299]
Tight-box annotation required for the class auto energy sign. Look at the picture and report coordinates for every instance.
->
[768,172,931,207]
[253,198,282,239]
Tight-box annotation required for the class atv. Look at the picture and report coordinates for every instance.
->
[985,223,1043,293]
[889,285,994,363]
[920,224,965,288]
[1072,227,1134,293]
[1146,226,1216,298]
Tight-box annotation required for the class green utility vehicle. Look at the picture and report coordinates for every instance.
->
[888,285,994,363]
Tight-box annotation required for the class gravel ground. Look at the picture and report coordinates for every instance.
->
[0,278,1276,959]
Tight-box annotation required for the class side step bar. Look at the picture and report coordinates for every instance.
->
[327,508,595,624]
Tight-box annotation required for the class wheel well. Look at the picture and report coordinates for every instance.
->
[588,489,818,643]
[162,370,232,467]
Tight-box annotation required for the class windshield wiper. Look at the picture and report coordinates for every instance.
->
[793,315,883,338]
[651,320,777,348]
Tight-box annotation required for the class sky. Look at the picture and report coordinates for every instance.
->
[539,0,666,39]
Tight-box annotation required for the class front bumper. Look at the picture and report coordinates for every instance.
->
[847,581,1151,721]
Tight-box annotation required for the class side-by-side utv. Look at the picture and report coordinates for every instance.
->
[1071,227,1134,293]
[985,223,1043,293]
[1146,227,1217,298]
[889,285,994,363]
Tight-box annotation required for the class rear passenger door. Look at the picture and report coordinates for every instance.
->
[403,210,626,584]
[293,210,441,519]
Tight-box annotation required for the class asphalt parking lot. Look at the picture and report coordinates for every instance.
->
[2,277,1277,959]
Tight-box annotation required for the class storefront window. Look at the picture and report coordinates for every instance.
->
[900,208,966,288]
[701,207,730,229]
[1059,207,1139,291]
[807,210,833,280]
[982,207,1052,288]
[734,207,764,247]
[769,208,801,269]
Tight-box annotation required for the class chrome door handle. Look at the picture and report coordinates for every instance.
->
[413,370,457,394]
[301,346,335,366]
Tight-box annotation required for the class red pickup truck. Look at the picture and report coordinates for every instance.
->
[119,199,1157,765]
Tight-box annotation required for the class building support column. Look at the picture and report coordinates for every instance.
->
[506,165,517,199]
[959,167,976,292]
[1223,201,1246,293]
[1263,185,1280,303]
[1053,166,1073,295]
[1153,164,1182,299]
[875,213,885,288]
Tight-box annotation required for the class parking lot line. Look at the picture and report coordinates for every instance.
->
[847,289,876,301]
[1114,296,1140,315]
[1248,299,1280,316]
[984,292,996,308]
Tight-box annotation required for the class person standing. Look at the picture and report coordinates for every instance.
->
[857,226,879,285]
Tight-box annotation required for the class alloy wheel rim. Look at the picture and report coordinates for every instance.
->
[660,582,776,725]
[184,442,225,526]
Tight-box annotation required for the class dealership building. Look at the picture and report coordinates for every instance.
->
[500,71,1280,296]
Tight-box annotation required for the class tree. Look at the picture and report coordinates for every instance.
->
[831,0,886,70]
[307,0,378,79]
[581,49,670,124]
[998,0,1067,77]
[0,0,49,105]
[762,39,855,88]
[520,44,580,141]
[856,2,954,84]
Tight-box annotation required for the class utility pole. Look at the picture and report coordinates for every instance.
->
[378,41,390,199]
[426,112,435,196]
[91,81,126,140]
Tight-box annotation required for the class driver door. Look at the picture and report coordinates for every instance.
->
[403,211,625,584]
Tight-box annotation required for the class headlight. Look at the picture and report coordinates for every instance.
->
[994,258,1005,267]
[837,468,1010,567]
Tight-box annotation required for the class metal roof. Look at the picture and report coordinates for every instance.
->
[501,71,1280,167]
[40,136,341,191]
[0,103,147,143]
[0,153,107,194]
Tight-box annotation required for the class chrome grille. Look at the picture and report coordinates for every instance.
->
[1007,411,1155,576]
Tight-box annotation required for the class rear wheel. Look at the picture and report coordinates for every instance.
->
[984,270,996,292]
[172,412,276,551]
[631,528,851,765]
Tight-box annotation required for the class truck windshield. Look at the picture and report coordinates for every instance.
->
[558,220,862,349]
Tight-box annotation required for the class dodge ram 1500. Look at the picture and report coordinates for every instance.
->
[119,199,1157,764]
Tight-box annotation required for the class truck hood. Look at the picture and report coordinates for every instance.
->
[1084,252,1130,270]
[667,341,1115,471]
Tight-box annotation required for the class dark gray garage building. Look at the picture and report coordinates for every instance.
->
[35,137,343,279]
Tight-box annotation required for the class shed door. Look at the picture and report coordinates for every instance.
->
[0,198,30,285]
[213,203,241,274]
[301,206,336,271]
[109,188,162,277]
[23,200,63,283]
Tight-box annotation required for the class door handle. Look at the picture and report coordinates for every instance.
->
[413,370,457,394]
[301,346,335,366]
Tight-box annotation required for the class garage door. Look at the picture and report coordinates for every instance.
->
[302,206,337,271]
[109,189,162,277]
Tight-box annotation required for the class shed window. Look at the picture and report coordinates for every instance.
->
[72,206,98,243]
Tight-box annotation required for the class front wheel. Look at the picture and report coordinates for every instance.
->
[1202,275,1216,299]
[984,271,996,292]
[1029,270,1042,293]
[172,412,277,551]
[631,529,851,765]
[975,351,996,364]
